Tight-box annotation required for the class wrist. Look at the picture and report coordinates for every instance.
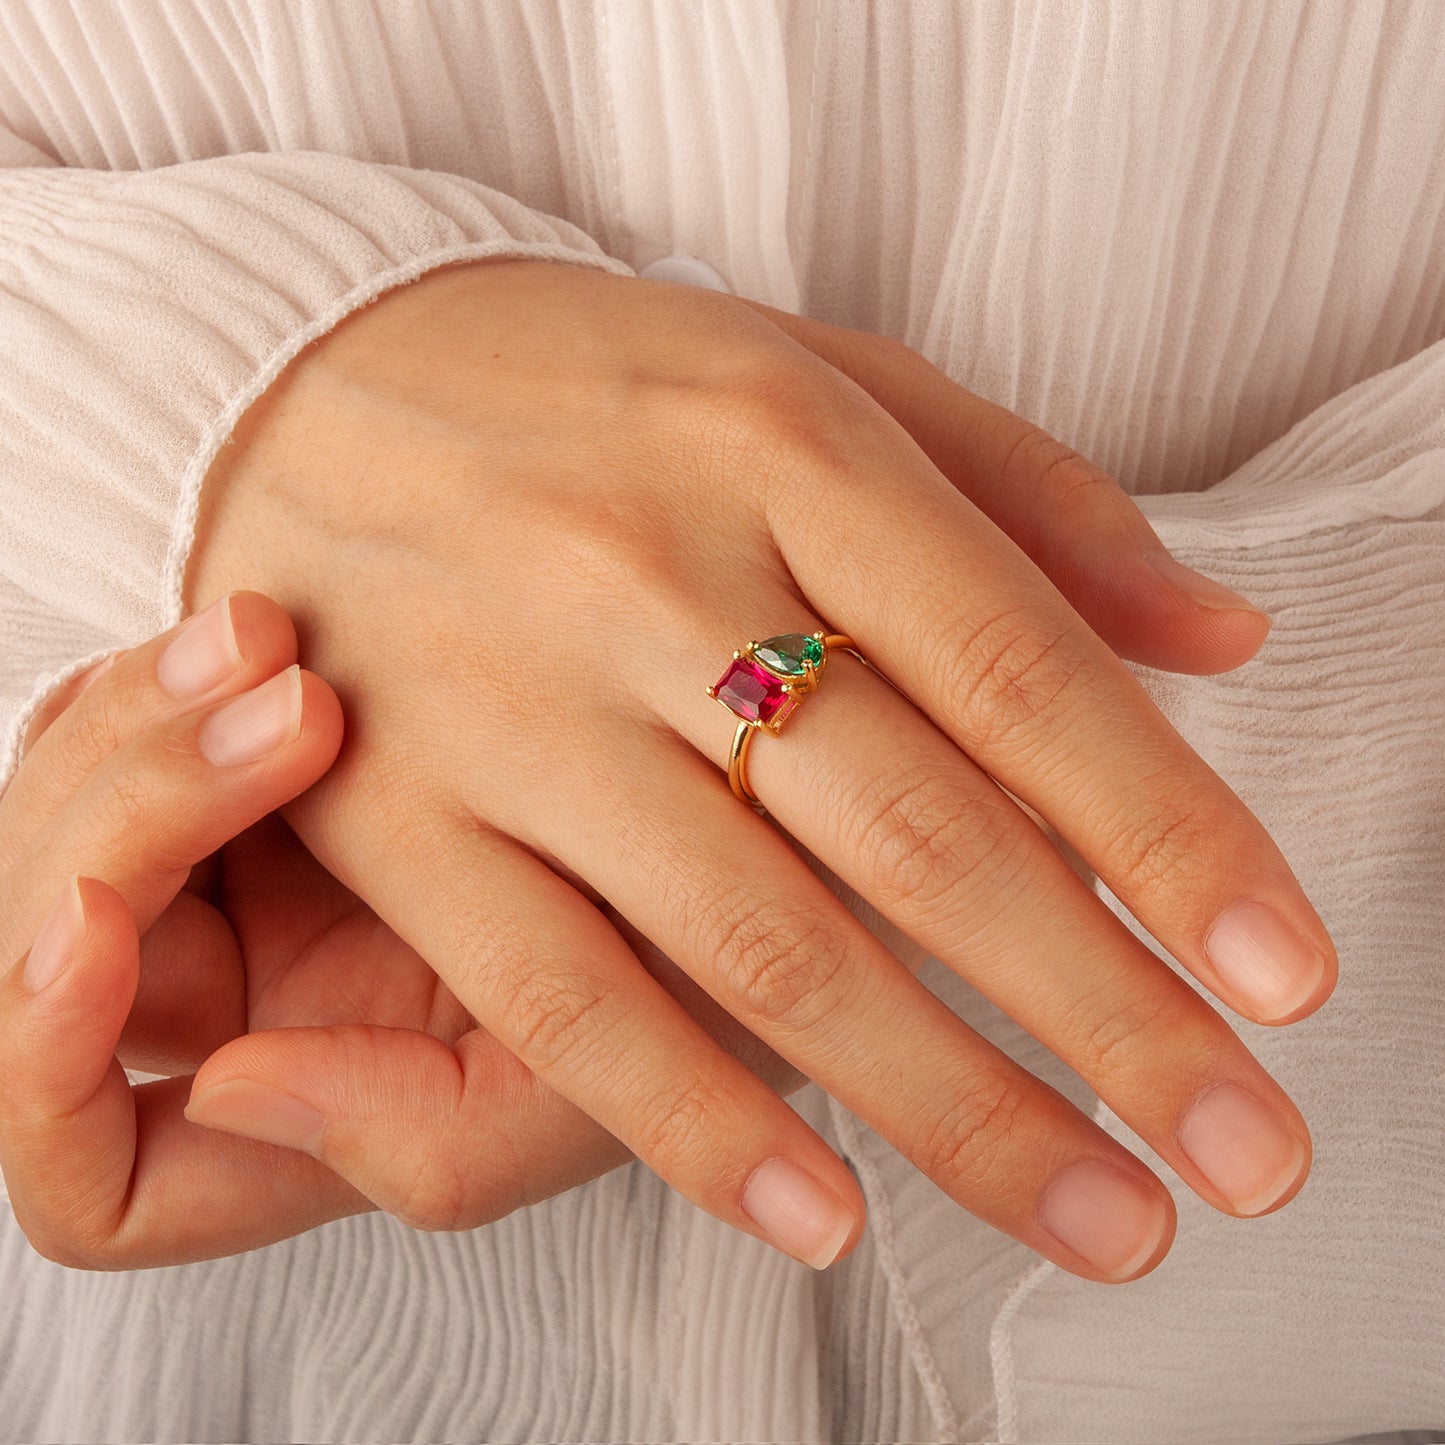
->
[185,256,550,616]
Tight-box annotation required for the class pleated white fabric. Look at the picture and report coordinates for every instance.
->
[1,3,1443,1441]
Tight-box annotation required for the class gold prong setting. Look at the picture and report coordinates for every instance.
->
[708,631,830,733]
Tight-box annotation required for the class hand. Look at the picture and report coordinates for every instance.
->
[0,595,788,1267]
[182,258,1335,1282]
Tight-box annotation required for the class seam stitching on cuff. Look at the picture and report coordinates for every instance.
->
[0,646,118,799]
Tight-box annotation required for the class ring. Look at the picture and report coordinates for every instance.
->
[706,631,867,810]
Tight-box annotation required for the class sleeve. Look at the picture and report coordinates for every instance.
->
[0,139,636,790]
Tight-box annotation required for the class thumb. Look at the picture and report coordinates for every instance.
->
[187,1023,629,1230]
[739,301,1270,676]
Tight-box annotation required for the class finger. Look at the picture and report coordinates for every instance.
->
[0,664,343,983]
[755,404,1337,1026]
[609,909,805,1098]
[4,872,627,1271]
[0,876,356,1266]
[669,633,1312,1219]
[516,735,1178,1285]
[212,813,476,1040]
[0,590,300,866]
[121,888,246,1075]
[18,652,118,761]
[187,1022,632,1232]
[280,800,870,1273]
[733,300,1270,675]
[6,602,336,1076]
[0,877,614,1267]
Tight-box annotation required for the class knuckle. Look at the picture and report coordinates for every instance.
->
[368,1121,498,1235]
[1062,983,1233,1109]
[692,356,861,485]
[21,654,125,760]
[1072,992,1180,1087]
[851,766,1022,917]
[58,688,129,770]
[823,323,922,386]
[78,735,236,881]
[391,1156,482,1234]
[700,892,844,1035]
[331,1043,500,1235]
[88,741,199,869]
[92,763,159,838]
[1044,454,1127,519]
[917,1077,1031,1196]
[499,966,612,1077]
[630,1076,721,1167]
[15,1209,120,1272]
[996,431,1136,540]
[941,607,1086,749]
[997,429,1082,494]
[1108,797,1215,895]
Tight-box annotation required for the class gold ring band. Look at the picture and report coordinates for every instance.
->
[706,631,867,811]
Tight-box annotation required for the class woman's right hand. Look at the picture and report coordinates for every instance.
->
[177,256,1336,1283]
[0,595,806,1268]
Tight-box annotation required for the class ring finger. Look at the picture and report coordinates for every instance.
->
[674,627,1312,1222]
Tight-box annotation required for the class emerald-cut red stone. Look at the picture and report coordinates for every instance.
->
[714,657,798,726]
[755,633,824,678]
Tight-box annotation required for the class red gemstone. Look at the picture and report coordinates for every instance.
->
[714,657,795,726]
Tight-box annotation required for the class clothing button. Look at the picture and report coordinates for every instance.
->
[638,254,732,294]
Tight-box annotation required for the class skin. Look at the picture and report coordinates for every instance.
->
[0,258,1335,1280]
[0,596,770,1266]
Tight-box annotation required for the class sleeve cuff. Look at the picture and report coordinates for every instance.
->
[0,150,635,792]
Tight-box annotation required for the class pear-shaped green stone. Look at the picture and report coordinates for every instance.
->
[754,633,824,678]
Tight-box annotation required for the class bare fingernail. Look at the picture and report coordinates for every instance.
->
[157,595,242,699]
[185,1078,327,1155]
[1037,1159,1170,1280]
[1177,1081,1308,1216]
[1143,552,1270,619]
[197,666,302,767]
[22,875,84,994]
[741,1158,855,1269]
[1204,899,1327,1021]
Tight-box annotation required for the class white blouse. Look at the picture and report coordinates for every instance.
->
[1,3,1443,1441]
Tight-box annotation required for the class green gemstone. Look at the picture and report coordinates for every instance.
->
[755,633,823,678]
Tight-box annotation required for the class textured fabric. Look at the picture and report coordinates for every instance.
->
[1,2,1444,1442]
[878,337,1445,1444]
[0,151,635,780]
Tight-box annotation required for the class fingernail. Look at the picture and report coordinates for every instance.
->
[1037,1159,1170,1280]
[185,1078,327,1155]
[741,1158,855,1269]
[23,876,84,994]
[1143,552,1270,619]
[197,666,302,767]
[1177,1081,1307,1216]
[157,595,242,699]
[1204,900,1327,1021]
